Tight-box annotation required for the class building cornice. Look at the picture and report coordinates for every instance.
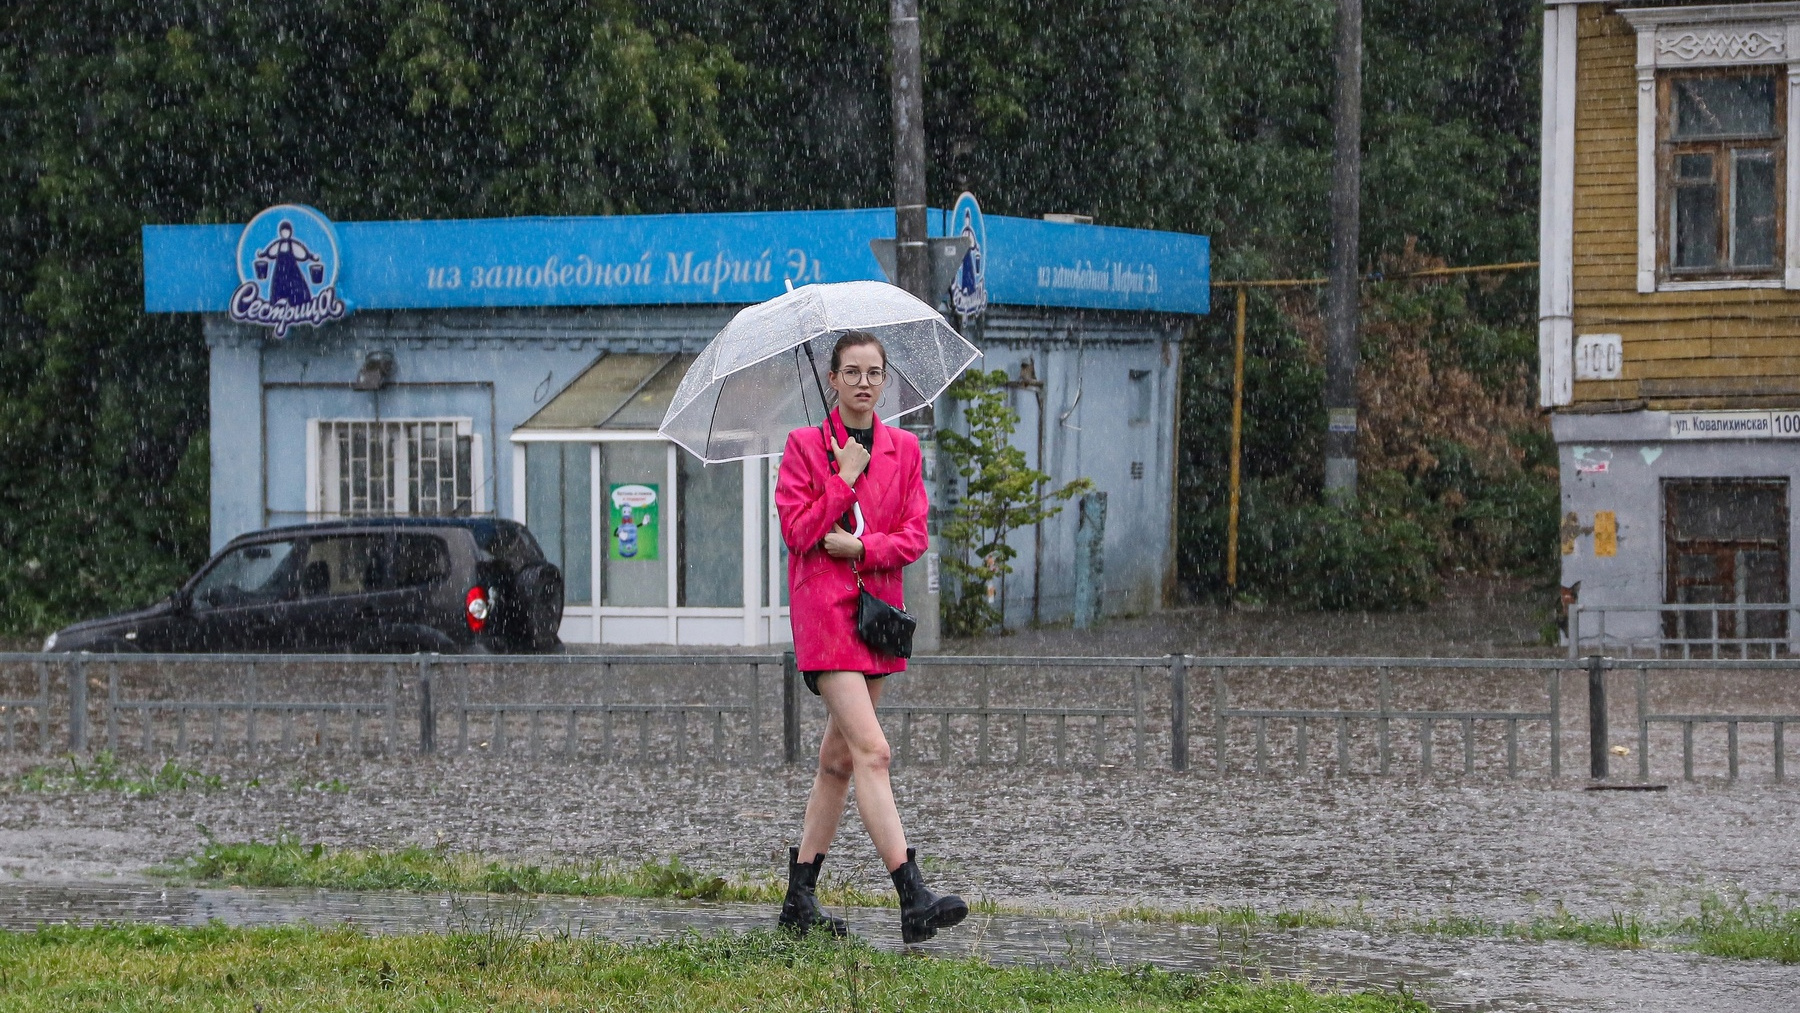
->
[1619,4,1800,30]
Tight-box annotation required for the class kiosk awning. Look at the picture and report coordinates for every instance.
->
[520,353,695,430]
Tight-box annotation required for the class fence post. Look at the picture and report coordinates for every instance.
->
[35,662,51,753]
[1548,668,1561,778]
[418,655,436,754]
[1587,654,1608,779]
[245,662,258,758]
[1636,666,1650,782]
[1072,491,1107,629]
[67,657,87,753]
[383,665,399,755]
[1169,655,1188,772]
[1212,667,1227,775]
[106,664,119,753]
[783,651,800,765]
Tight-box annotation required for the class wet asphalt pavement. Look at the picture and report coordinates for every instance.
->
[1,756,1796,1011]
[2,583,1795,1009]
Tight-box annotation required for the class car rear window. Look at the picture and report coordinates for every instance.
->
[477,523,545,569]
[393,534,451,587]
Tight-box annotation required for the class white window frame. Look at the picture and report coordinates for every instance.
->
[1620,4,1800,293]
[306,417,485,519]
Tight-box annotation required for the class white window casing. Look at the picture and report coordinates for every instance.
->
[1620,4,1800,294]
[305,418,322,518]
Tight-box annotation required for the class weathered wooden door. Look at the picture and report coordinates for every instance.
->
[1663,479,1788,655]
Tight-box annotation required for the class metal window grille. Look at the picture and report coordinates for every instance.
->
[320,420,474,517]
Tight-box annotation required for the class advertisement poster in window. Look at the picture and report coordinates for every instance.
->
[609,484,659,560]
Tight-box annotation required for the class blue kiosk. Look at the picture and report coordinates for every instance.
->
[142,204,1209,646]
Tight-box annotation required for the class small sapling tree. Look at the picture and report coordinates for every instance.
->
[936,367,1092,635]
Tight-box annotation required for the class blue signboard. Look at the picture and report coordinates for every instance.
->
[144,207,1209,316]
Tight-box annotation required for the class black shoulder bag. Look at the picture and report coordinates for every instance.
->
[852,561,916,659]
[820,416,916,659]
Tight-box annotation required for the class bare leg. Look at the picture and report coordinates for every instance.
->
[796,673,906,870]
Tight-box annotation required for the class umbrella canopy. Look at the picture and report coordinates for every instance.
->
[659,280,981,463]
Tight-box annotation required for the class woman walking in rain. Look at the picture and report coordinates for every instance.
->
[773,330,969,943]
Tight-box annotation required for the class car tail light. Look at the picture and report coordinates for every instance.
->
[465,586,490,633]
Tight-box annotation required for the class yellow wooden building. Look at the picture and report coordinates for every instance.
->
[1545,1,1800,653]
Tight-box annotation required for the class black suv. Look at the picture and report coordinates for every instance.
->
[44,518,563,654]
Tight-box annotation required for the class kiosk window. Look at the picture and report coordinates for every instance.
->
[679,456,742,607]
[525,442,592,605]
[600,442,667,607]
[317,419,476,517]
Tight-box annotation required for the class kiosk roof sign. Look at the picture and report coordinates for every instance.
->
[144,207,1208,316]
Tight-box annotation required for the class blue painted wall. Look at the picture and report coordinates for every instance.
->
[203,305,737,550]
[203,304,1183,624]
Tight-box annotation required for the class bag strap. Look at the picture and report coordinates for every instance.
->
[849,559,866,590]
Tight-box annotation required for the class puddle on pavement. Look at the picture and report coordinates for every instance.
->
[0,879,1788,1012]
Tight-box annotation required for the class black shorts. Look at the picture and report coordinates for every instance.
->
[802,671,891,696]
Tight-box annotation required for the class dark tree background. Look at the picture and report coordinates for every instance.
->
[0,0,1543,635]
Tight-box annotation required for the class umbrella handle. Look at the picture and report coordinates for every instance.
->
[849,501,865,539]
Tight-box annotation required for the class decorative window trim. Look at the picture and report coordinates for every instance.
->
[1621,5,1800,292]
[1658,277,1786,292]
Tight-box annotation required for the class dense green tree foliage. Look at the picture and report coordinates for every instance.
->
[0,0,1543,634]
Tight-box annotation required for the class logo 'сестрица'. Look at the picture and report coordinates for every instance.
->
[228,204,348,339]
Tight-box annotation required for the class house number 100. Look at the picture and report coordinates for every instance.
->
[1575,333,1623,381]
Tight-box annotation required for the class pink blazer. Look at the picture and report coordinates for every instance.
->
[776,410,929,673]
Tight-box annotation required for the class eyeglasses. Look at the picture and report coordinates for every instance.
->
[835,368,887,387]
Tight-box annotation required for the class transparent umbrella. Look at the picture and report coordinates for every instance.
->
[659,280,981,463]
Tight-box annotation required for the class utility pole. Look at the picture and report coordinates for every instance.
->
[890,0,929,301]
[890,0,941,650]
[1323,0,1362,502]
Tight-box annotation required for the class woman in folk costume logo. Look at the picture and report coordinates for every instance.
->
[229,204,348,339]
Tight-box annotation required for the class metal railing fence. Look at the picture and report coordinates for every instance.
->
[1603,656,1800,782]
[2,652,1796,782]
[1569,602,1800,659]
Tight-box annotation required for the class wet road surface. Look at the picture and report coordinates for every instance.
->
[0,878,1789,1012]
[2,757,1796,1011]
[4,759,1795,924]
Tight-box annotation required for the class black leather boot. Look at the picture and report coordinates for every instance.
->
[888,848,968,943]
[777,847,848,938]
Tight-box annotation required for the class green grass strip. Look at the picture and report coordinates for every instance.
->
[1117,899,1800,964]
[11,751,221,798]
[169,837,897,909]
[169,841,1800,965]
[0,923,1427,1013]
